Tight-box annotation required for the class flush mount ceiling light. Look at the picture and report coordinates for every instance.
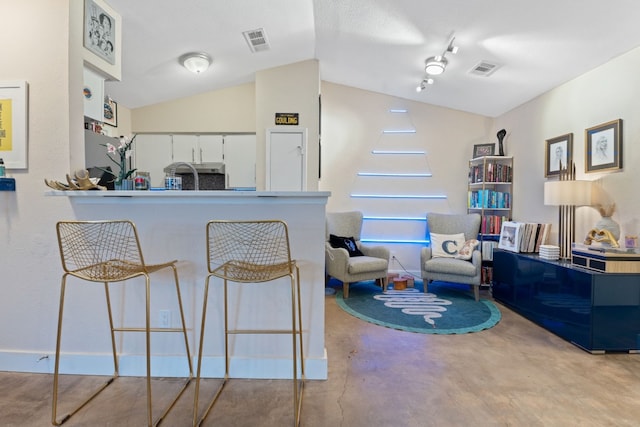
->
[425,56,448,75]
[180,52,211,74]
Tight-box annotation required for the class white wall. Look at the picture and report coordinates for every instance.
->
[0,0,81,371]
[319,82,492,272]
[495,45,640,245]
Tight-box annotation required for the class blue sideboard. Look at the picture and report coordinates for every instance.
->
[492,249,640,353]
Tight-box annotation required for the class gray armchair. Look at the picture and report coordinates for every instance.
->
[420,212,482,301]
[325,211,390,298]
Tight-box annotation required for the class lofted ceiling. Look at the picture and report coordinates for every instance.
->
[104,0,640,118]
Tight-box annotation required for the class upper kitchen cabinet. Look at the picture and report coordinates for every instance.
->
[134,134,173,187]
[83,67,104,122]
[172,134,223,163]
[224,134,256,189]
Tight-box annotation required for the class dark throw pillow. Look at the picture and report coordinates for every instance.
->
[329,234,364,257]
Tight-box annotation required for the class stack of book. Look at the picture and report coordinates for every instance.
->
[498,221,552,253]
[539,244,560,260]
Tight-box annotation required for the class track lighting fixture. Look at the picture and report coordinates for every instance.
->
[416,35,459,93]
[425,56,447,75]
[416,78,434,92]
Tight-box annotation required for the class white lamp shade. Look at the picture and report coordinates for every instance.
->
[181,53,211,74]
[544,180,593,206]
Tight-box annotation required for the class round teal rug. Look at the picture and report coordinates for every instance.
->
[334,280,501,334]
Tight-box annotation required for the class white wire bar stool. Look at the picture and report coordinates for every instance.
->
[52,220,193,426]
[193,220,305,427]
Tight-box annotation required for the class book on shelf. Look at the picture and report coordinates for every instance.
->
[468,190,511,209]
[498,221,551,253]
[469,161,513,184]
[480,215,509,235]
[482,240,498,261]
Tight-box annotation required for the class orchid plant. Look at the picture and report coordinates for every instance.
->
[101,134,137,185]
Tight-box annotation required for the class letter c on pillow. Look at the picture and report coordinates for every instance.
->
[442,240,458,255]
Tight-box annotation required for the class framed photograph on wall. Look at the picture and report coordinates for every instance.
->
[472,143,495,158]
[84,0,117,65]
[103,98,117,127]
[0,81,29,169]
[585,119,622,173]
[545,133,572,177]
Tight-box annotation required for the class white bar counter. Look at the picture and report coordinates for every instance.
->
[48,190,330,380]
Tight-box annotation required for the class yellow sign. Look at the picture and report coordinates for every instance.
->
[275,112,299,125]
[0,98,12,151]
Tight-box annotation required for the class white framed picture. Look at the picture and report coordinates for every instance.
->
[498,221,521,253]
[0,81,28,169]
[84,0,117,65]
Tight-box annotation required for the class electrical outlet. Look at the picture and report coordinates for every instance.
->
[159,310,171,328]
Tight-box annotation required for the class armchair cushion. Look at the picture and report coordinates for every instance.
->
[347,256,389,274]
[430,232,466,258]
[329,234,364,257]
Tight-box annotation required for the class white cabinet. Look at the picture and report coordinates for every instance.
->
[224,134,256,189]
[133,133,255,189]
[199,135,224,163]
[171,134,197,163]
[83,67,104,122]
[134,134,173,187]
[170,134,224,163]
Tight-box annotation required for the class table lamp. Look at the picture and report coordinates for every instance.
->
[544,179,619,258]
[544,180,593,259]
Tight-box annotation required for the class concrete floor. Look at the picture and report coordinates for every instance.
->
[1,285,640,426]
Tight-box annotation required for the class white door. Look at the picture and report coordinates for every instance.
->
[266,128,306,191]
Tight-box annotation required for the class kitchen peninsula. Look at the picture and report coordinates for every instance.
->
[47,190,330,380]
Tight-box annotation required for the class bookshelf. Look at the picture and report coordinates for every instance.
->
[467,155,513,284]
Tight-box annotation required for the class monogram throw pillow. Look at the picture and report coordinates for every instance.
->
[429,233,466,258]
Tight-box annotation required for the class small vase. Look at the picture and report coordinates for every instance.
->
[115,179,134,191]
[595,216,620,244]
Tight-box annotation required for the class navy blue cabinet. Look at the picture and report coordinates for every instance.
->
[493,249,640,353]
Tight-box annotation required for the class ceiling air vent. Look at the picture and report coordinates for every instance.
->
[243,28,270,53]
[469,61,500,76]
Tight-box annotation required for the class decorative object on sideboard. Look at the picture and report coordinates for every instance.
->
[44,169,106,191]
[496,129,506,156]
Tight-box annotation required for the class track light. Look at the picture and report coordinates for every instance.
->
[425,56,447,75]
[180,52,211,74]
[416,34,459,93]
[416,78,434,92]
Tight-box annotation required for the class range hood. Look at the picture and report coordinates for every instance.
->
[163,162,225,174]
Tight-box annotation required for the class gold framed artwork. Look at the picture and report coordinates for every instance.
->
[544,133,572,177]
[585,119,622,173]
